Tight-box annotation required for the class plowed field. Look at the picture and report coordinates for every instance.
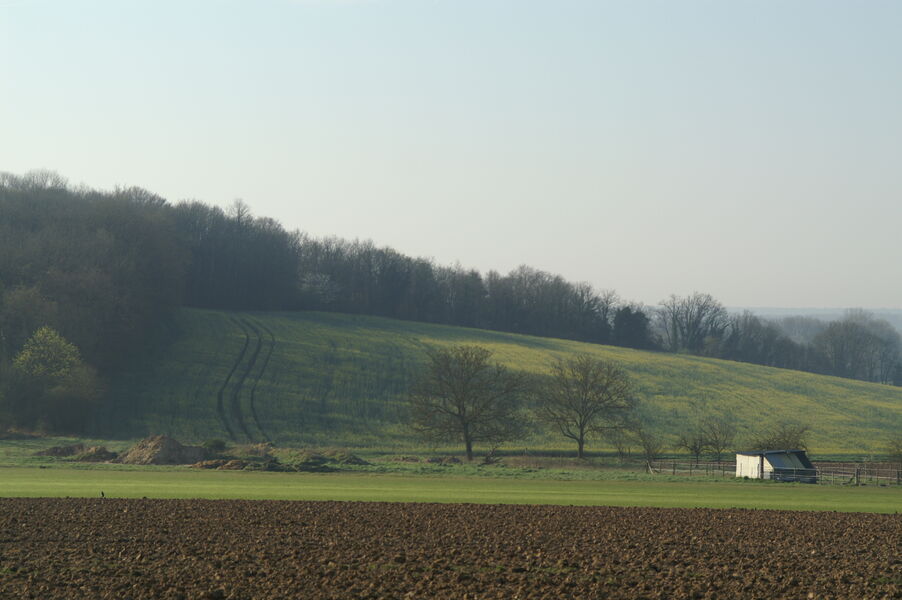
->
[0,499,899,599]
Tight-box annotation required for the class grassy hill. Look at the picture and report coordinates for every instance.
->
[96,309,902,456]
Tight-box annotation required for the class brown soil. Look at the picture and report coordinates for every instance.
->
[117,435,206,465]
[74,446,118,462]
[0,499,898,599]
[191,459,232,469]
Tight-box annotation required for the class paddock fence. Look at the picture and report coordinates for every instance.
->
[649,460,902,486]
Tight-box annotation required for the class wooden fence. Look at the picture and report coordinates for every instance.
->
[650,460,902,486]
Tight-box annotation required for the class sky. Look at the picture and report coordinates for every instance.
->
[2,0,901,309]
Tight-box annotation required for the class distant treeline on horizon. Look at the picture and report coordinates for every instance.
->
[1,170,899,389]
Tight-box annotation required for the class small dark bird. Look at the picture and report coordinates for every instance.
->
[100,491,105,498]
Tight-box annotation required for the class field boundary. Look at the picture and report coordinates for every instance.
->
[650,460,902,487]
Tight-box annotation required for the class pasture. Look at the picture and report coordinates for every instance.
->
[93,308,902,455]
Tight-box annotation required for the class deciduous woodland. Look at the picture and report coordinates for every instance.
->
[1,171,900,433]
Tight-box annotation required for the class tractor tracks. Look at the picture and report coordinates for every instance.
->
[215,316,276,443]
[247,319,275,443]
[215,318,249,441]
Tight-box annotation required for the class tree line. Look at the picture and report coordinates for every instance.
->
[1,171,899,432]
[656,292,901,385]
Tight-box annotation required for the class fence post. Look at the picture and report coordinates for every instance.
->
[855,467,860,486]
[672,462,676,476]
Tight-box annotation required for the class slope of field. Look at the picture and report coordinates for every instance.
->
[97,309,902,454]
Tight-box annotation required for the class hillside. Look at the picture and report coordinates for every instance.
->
[96,309,902,455]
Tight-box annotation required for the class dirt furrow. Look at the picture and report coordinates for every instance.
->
[1,499,898,599]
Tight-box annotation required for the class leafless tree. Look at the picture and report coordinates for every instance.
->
[813,310,901,383]
[602,427,634,462]
[408,345,529,461]
[749,422,811,451]
[634,424,666,473]
[656,292,729,354]
[597,289,621,327]
[676,430,708,465]
[699,416,737,462]
[537,355,634,458]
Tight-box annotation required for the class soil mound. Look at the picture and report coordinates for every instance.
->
[293,452,336,472]
[192,459,229,469]
[322,449,370,465]
[118,435,206,465]
[35,444,85,457]
[74,446,117,462]
[191,458,290,471]
[221,459,250,470]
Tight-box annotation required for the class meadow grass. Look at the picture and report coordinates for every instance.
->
[93,308,902,455]
[1,467,899,513]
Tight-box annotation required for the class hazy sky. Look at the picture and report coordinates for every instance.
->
[2,0,900,309]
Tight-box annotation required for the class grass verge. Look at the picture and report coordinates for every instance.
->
[2,467,900,513]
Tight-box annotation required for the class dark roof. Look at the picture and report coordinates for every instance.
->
[736,449,807,456]
[736,450,814,469]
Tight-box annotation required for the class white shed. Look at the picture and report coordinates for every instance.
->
[735,450,817,483]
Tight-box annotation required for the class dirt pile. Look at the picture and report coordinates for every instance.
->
[191,459,230,469]
[74,446,117,462]
[293,452,336,472]
[118,435,206,465]
[1,499,899,599]
[191,458,291,472]
[321,449,370,466]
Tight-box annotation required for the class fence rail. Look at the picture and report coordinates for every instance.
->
[650,460,902,486]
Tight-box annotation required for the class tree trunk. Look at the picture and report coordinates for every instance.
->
[465,438,474,462]
[577,438,585,459]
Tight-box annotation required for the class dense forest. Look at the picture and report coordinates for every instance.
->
[1,171,899,432]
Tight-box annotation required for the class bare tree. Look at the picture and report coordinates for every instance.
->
[596,289,621,327]
[813,310,901,383]
[676,429,708,465]
[602,427,633,462]
[408,345,529,461]
[699,416,737,462]
[657,292,729,354]
[633,423,666,473]
[537,355,634,458]
[749,422,811,451]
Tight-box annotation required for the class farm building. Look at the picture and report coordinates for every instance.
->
[735,450,817,483]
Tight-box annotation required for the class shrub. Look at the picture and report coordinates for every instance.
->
[202,438,228,457]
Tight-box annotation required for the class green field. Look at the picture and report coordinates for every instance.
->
[2,467,900,513]
[95,308,902,455]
